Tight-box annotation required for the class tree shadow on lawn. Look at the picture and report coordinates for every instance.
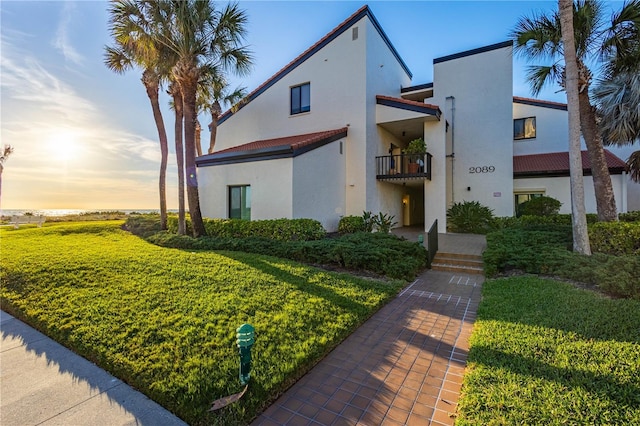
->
[468,344,640,408]
[478,278,640,344]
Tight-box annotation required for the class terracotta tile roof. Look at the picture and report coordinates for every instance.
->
[514,150,627,176]
[214,128,348,155]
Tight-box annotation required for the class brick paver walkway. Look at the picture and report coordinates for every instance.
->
[253,266,484,426]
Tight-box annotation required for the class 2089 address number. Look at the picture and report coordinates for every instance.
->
[469,166,495,173]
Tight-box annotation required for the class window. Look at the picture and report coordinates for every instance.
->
[514,117,536,140]
[514,192,544,216]
[229,185,251,220]
[291,83,310,115]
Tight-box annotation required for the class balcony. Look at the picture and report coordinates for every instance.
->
[376,153,432,182]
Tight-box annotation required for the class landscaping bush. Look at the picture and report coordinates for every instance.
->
[166,216,326,241]
[482,228,572,277]
[589,221,640,255]
[147,230,427,281]
[620,210,640,222]
[338,215,365,234]
[483,225,640,300]
[516,195,561,216]
[123,214,163,237]
[489,213,598,231]
[447,201,494,234]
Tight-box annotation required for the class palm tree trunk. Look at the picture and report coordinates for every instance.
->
[142,70,169,230]
[180,77,206,238]
[170,83,186,235]
[560,0,591,255]
[578,90,618,222]
[208,101,221,154]
[195,119,203,157]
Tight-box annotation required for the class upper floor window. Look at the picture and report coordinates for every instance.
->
[514,117,536,140]
[291,83,310,115]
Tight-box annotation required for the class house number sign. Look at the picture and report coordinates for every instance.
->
[469,166,496,173]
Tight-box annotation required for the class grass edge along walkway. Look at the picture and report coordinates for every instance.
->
[0,222,404,425]
[456,275,640,425]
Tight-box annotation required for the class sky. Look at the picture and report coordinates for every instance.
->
[0,0,626,210]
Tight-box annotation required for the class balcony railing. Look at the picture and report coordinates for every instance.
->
[375,153,432,180]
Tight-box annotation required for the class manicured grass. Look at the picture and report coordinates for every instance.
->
[457,276,640,425]
[0,222,403,425]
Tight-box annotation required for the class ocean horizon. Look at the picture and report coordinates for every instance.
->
[0,209,180,217]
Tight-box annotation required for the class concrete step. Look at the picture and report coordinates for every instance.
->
[431,252,484,275]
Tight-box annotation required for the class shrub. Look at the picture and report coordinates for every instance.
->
[483,228,572,277]
[123,214,163,237]
[619,210,640,222]
[371,212,397,233]
[483,226,640,300]
[338,215,365,234]
[147,230,427,281]
[517,195,561,216]
[165,216,325,241]
[447,201,494,234]
[590,222,640,255]
[489,214,598,231]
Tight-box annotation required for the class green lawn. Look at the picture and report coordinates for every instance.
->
[0,222,403,425]
[457,276,640,425]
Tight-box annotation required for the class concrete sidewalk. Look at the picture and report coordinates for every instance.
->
[0,310,187,426]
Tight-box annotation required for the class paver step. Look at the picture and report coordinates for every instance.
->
[433,252,483,261]
[431,252,484,275]
[430,263,484,275]
[432,256,483,268]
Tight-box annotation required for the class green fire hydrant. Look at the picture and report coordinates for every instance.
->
[236,324,255,386]
[417,234,424,245]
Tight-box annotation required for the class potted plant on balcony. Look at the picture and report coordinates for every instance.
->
[403,137,426,174]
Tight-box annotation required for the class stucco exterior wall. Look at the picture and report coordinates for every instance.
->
[212,16,368,220]
[432,44,515,223]
[364,18,412,220]
[514,174,627,215]
[292,139,346,231]
[198,158,293,220]
[512,103,571,155]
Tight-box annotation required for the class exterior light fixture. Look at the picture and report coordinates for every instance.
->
[236,323,255,386]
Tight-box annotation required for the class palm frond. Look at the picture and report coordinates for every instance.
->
[525,63,563,96]
[626,150,640,182]
[593,70,640,144]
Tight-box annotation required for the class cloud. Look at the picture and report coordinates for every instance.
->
[52,1,84,66]
[1,36,174,209]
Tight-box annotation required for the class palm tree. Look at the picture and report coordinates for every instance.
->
[169,81,187,234]
[151,0,252,237]
[560,0,591,254]
[511,0,640,222]
[0,144,14,209]
[197,69,247,154]
[593,1,640,182]
[105,0,170,230]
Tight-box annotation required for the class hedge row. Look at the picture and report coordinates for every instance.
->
[590,222,640,255]
[147,231,427,281]
[483,227,640,300]
[167,217,326,241]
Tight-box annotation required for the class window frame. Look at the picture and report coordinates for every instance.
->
[514,116,536,140]
[514,191,545,216]
[290,82,310,115]
[228,185,251,220]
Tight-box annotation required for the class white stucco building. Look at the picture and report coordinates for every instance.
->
[196,5,634,232]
